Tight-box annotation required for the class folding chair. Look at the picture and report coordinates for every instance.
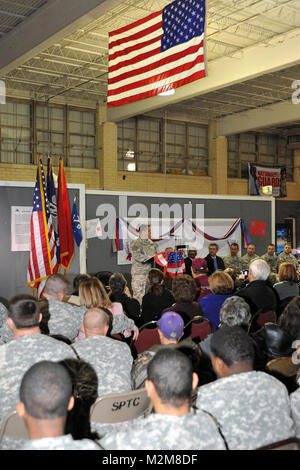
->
[248,311,277,334]
[184,316,213,343]
[90,388,151,424]
[0,411,29,443]
[132,321,160,354]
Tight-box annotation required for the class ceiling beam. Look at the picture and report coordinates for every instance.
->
[107,28,300,122]
[217,99,300,136]
[0,0,123,74]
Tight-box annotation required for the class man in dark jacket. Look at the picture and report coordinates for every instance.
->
[236,259,279,316]
[205,243,225,276]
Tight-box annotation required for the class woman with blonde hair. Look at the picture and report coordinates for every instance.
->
[198,271,234,331]
[274,263,299,302]
[76,277,137,341]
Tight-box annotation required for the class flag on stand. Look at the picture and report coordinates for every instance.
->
[57,159,74,271]
[108,0,206,107]
[72,198,83,247]
[27,158,59,289]
[47,157,60,264]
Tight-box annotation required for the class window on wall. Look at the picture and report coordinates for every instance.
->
[117,116,208,175]
[0,99,96,168]
[69,110,96,169]
[0,101,32,164]
[227,132,294,181]
[36,104,65,163]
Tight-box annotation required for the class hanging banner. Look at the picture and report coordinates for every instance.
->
[248,163,286,198]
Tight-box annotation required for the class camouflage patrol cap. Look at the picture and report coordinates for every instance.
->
[157,312,184,340]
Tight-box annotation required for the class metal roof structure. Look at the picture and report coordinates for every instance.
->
[1,0,300,133]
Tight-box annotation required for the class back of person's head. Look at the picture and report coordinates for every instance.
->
[219,296,251,329]
[278,263,298,283]
[147,349,194,407]
[43,274,70,298]
[109,273,127,295]
[72,274,90,296]
[19,361,72,420]
[148,268,164,296]
[8,294,40,330]
[208,271,234,295]
[249,258,270,281]
[172,274,197,303]
[83,307,110,335]
[79,277,111,309]
[59,358,99,440]
[157,312,184,341]
[279,296,300,341]
[210,326,254,369]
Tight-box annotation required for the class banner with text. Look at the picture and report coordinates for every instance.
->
[248,163,286,198]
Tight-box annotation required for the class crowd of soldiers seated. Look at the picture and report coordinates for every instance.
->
[0,239,300,450]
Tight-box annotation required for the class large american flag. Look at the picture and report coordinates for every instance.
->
[27,158,59,288]
[107,0,206,107]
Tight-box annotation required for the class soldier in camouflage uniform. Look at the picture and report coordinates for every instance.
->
[130,225,157,305]
[223,243,244,275]
[0,295,77,429]
[241,243,259,270]
[100,349,226,450]
[0,302,8,329]
[18,361,100,451]
[289,385,300,439]
[72,308,133,397]
[262,243,278,285]
[262,244,278,273]
[277,243,299,272]
[196,327,295,450]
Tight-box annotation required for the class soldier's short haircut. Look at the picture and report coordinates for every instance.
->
[147,349,193,407]
[109,273,127,294]
[172,275,197,303]
[44,274,70,296]
[8,294,40,329]
[211,326,254,368]
[83,307,110,331]
[230,242,239,248]
[19,361,72,419]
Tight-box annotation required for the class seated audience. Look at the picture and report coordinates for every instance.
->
[277,243,299,272]
[141,269,174,324]
[199,296,265,371]
[191,258,211,299]
[0,295,76,428]
[198,271,234,331]
[196,326,295,450]
[17,361,100,450]
[184,247,197,277]
[241,243,259,269]
[109,273,142,325]
[59,358,99,441]
[78,277,138,341]
[72,308,133,397]
[236,258,278,315]
[162,275,203,338]
[253,297,300,365]
[100,349,226,450]
[132,312,214,391]
[274,263,299,302]
[205,243,225,276]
